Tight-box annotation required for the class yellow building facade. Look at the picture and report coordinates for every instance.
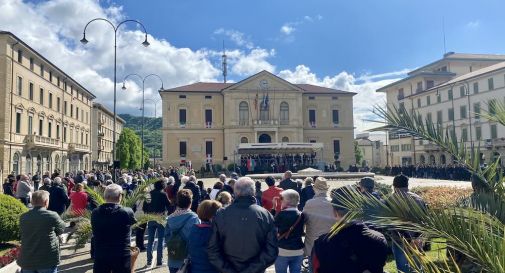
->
[160,71,356,170]
[0,31,95,177]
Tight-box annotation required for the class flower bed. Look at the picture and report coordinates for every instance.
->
[0,245,20,268]
[412,186,473,209]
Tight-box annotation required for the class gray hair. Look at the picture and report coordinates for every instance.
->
[281,189,300,207]
[53,177,62,184]
[304,177,314,186]
[167,176,175,184]
[104,184,123,203]
[284,171,293,179]
[181,176,190,184]
[189,175,197,182]
[234,177,255,197]
[32,190,50,207]
[43,177,51,184]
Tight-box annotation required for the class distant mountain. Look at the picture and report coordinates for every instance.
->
[119,114,162,157]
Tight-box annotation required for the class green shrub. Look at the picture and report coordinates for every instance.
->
[375,182,393,198]
[0,194,28,243]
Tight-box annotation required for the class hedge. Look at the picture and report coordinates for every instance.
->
[0,194,28,243]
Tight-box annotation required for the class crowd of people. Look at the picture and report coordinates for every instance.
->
[6,167,428,273]
[387,164,472,181]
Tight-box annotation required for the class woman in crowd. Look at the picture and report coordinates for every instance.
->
[216,191,232,207]
[146,180,172,266]
[188,200,222,273]
[209,181,223,200]
[69,183,88,216]
[165,189,200,273]
[275,189,305,273]
[255,180,263,206]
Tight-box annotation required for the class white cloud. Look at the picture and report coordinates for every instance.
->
[280,24,295,35]
[214,28,254,49]
[466,20,480,29]
[279,14,322,37]
[279,65,406,134]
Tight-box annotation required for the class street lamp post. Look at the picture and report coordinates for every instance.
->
[80,18,150,175]
[122,74,164,170]
[144,98,161,117]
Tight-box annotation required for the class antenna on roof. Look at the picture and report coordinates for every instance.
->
[442,17,447,54]
[222,40,228,83]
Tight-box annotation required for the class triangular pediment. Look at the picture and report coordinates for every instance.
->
[222,70,304,93]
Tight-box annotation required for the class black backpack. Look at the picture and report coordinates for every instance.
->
[166,216,192,261]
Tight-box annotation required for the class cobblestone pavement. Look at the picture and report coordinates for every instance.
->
[57,237,276,273]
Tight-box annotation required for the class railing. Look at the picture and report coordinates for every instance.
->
[238,120,249,126]
[309,121,316,128]
[25,134,60,149]
[179,122,186,128]
[280,120,289,125]
[205,122,212,128]
[68,142,89,152]
[423,143,440,151]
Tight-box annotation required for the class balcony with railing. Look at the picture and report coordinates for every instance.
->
[68,142,90,153]
[24,135,60,150]
[309,121,317,128]
[423,143,440,152]
[205,121,213,128]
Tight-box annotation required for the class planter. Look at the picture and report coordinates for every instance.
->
[0,246,20,270]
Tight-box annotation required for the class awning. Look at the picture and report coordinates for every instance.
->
[237,142,324,155]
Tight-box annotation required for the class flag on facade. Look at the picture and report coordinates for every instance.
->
[265,93,269,109]
[254,93,259,110]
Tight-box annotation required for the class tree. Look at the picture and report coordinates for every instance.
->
[354,140,363,165]
[331,101,505,272]
[116,128,149,169]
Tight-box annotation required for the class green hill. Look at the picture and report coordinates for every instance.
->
[119,114,162,158]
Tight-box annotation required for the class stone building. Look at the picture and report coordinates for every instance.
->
[91,103,124,170]
[0,31,95,177]
[377,52,505,166]
[160,70,355,171]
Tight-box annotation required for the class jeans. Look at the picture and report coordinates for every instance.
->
[275,255,304,273]
[392,242,412,273]
[147,221,165,264]
[21,267,57,273]
[135,222,147,249]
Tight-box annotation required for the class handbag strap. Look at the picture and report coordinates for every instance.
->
[278,214,303,240]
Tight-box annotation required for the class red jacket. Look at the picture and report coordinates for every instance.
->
[262,186,283,213]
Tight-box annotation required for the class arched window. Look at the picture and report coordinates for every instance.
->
[12,153,20,175]
[26,154,32,174]
[54,154,60,171]
[429,155,436,165]
[281,136,289,142]
[61,156,67,173]
[259,134,271,143]
[419,155,425,164]
[46,155,51,173]
[36,154,42,173]
[240,137,249,143]
[280,102,289,125]
[440,154,446,165]
[239,102,249,125]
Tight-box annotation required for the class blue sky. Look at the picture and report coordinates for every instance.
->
[3,0,505,134]
[118,0,505,81]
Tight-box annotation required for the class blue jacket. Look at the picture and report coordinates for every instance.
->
[188,222,218,273]
[165,211,200,268]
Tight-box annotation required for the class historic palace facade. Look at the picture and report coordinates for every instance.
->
[160,70,355,170]
[0,31,95,177]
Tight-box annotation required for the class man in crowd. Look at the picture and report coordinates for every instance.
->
[16,174,34,206]
[183,175,201,212]
[48,177,69,215]
[208,177,278,273]
[312,187,389,273]
[302,177,335,271]
[261,176,283,214]
[279,171,297,191]
[17,190,66,273]
[358,177,381,199]
[91,184,136,273]
[388,174,427,273]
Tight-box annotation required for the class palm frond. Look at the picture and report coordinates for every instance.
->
[85,185,105,206]
[121,178,158,208]
[480,100,505,127]
[132,213,167,228]
[331,187,505,273]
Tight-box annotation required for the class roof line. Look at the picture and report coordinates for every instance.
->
[0,31,96,99]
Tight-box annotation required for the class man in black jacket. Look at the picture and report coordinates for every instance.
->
[47,177,69,215]
[92,184,136,273]
[183,176,201,212]
[208,177,278,273]
[279,171,298,192]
